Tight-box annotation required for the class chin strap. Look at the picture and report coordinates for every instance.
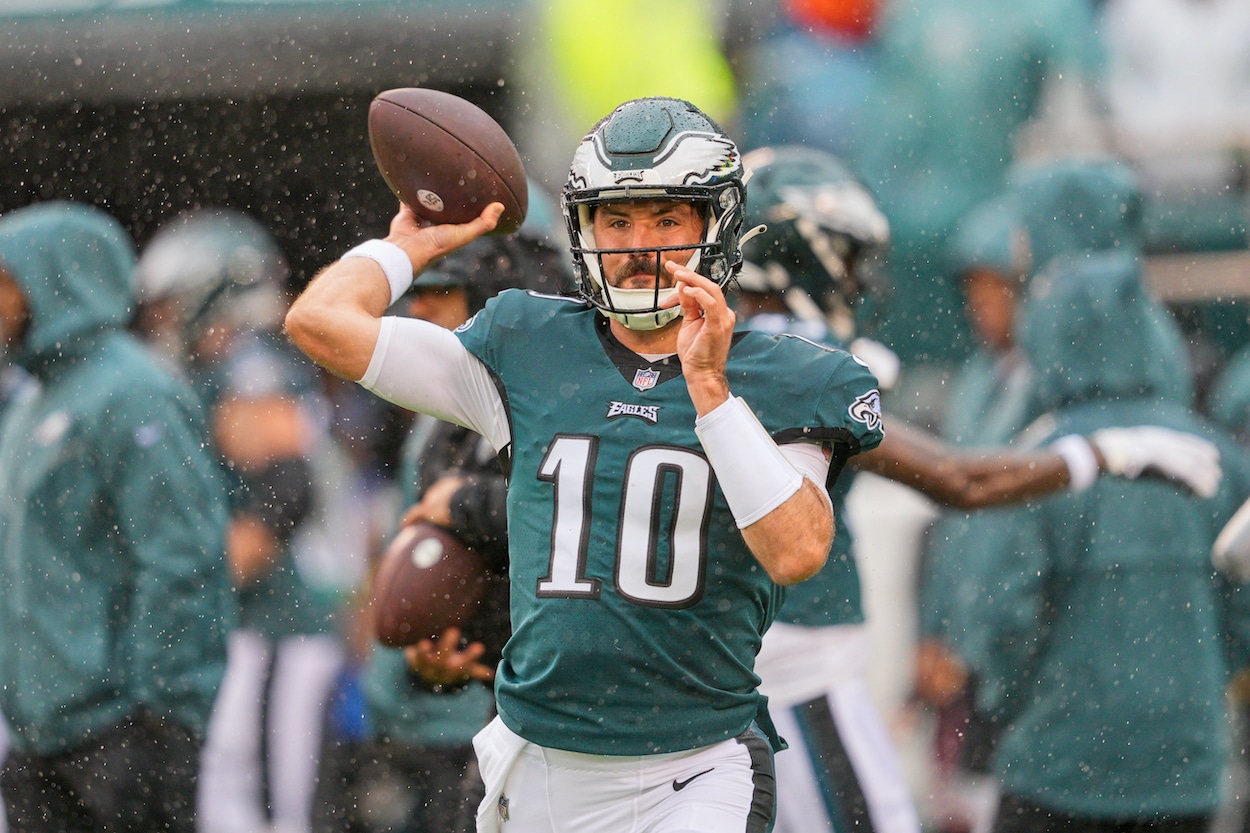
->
[605,306,682,331]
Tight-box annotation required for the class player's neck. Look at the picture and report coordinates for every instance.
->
[609,318,679,357]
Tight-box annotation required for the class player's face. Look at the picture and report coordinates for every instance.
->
[591,201,705,290]
[0,267,30,351]
[962,267,1018,353]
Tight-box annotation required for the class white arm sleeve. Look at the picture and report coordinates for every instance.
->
[358,316,511,452]
[780,442,834,514]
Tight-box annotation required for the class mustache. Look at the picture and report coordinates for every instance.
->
[611,255,659,282]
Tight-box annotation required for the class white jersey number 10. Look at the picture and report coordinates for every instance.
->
[536,435,712,609]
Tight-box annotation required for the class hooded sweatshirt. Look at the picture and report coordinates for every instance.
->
[929,160,1194,651]
[0,202,232,755]
[966,253,1250,818]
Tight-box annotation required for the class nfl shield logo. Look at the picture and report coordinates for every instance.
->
[632,367,660,392]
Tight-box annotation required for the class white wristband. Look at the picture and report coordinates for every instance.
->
[341,239,414,305]
[695,396,803,528]
[1051,434,1099,493]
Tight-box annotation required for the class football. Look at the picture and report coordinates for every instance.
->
[372,520,492,648]
[368,87,528,235]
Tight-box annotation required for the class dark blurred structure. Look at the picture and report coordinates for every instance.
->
[0,0,528,291]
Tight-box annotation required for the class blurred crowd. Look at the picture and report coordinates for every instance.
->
[2,0,1250,832]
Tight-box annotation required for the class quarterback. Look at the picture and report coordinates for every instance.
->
[287,98,883,833]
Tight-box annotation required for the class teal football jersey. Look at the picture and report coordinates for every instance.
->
[455,289,883,755]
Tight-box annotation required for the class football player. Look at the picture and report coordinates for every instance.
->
[288,97,881,833]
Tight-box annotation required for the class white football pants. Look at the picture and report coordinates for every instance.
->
[757,622,921,833]
[473,716,776,833]
[197,629,344,833]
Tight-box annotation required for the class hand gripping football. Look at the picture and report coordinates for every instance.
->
[368,87,528,235]
[372,521,491,648]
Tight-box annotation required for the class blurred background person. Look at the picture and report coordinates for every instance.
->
[934,195,1036,449]
[914,191,1036,833]
[961,242,1250,833]
[0,201,232,832]
[135,209,360,833]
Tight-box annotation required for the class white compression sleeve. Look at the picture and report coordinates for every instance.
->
[695,396,804,528]
[780,442,833,514]
[358,316,511,452]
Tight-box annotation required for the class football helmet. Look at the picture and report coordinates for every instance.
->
[563,97,746,330]
[739,145,889,341]
[136,209,289,359]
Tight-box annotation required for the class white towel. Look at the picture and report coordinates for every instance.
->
[473,716,529,833]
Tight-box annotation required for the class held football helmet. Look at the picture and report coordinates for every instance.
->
[563,97,746,330]
[739,145,889,342]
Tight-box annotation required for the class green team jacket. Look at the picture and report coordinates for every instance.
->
[0,203,232,756]
[456,289,883,756]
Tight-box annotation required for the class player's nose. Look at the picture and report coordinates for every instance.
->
[625,223,665,250]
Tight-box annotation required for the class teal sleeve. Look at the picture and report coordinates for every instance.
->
[453,287,511,371]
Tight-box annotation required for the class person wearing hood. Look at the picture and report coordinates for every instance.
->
[964,246,1250,831]
[0,201,232,832]
[916,191,1038,833]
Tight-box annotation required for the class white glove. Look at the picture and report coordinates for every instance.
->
[849,337,900,391]
[1214,495,1250,582]
[1090,426,1222,499]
